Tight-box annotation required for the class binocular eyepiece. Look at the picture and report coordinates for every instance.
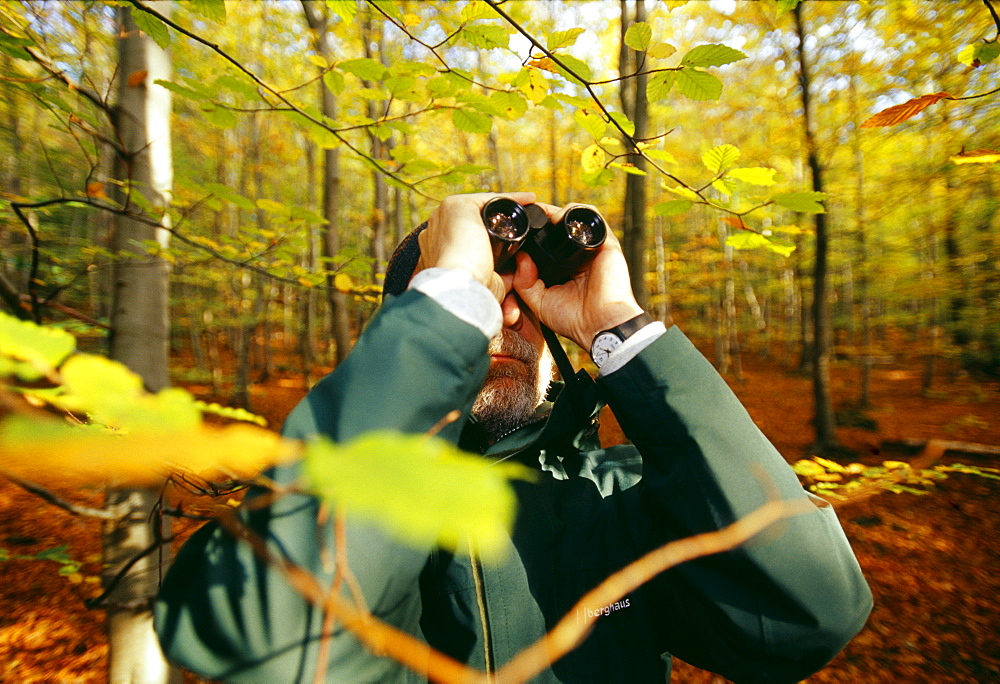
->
[481,197,606,286]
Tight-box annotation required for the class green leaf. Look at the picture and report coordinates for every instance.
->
[214,74,260,100]
[385,75,420,101]
[0,27,34,60]
[130,9,170,50]
[647,71,676,101]
[490,90,528,118]
[338,58,387,82]
[452,108,493,135]
[460,0,493,22]
[256,199,287,214]
[772,191,827,214]
[372,0,404,22]
[551,53,592,84]
[703,144,741,173]
[727,167,777,186]
[202,104,237,129]
[323,69,346,96]
[675,68,723,101]
[609,112,635,138]
[643,149,677,164]
[303,432,529,561]
[325,0,358,22]
[154,79,209,102]
[183,0,226,23]
[624,22,652,52]
[653,199,693,216]
[0,313,76,378]
[776,0,802,16]
[958,42,1000,66]
[548,28,585,51]
[460,24,510,50]
[58,354,201,432]
[681,44,746,68]
[574,108,607,141]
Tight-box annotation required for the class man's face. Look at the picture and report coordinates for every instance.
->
[471,291,552,441]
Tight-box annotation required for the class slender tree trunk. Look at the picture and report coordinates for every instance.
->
[847,72,873,407]
[619,0,650,309]
[302,0,351,363]
[105,7,179,683]
[794,3,839,453]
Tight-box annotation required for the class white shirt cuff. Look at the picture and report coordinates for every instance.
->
[596,321,667,377]
[408,268,502,339]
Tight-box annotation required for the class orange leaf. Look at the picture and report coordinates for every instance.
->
[722,216,748,230]
[527,57,560,74]
[126,70,148,87]
[860,92,953,128]
[85,182,107,199]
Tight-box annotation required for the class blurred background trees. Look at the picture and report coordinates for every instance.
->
[2,0,998,440]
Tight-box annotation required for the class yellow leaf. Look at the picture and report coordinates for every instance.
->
[581,144,606,174]
[663,184,699,201]
[308,54,327,68]
[0,416,300,486]
[334,273,354,292]
[518,66,549,104]
[403,13,421,27]
[950,148,1000,165]
[860,92,953,128]
[813,456,846,473]
[647,43,677,59]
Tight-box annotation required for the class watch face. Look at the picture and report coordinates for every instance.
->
[591,332,622,367]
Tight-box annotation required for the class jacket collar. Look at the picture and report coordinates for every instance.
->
[460,370,605,467]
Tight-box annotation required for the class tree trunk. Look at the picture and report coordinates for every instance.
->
[105,7,179,683]
[302,0,352,364]
[618,0,650,309]
[794,3,839,453]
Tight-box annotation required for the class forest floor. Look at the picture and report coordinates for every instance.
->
[1,343,998,683]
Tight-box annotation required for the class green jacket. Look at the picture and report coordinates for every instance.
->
[155,290,872,682]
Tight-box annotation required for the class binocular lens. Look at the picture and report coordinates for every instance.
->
[481,198,529,241]
[562,207,605,247]
[487,212,524,240]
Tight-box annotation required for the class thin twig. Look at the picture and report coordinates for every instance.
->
[494,498,814,683]
[0,470,117,519]
[216,509,485,683]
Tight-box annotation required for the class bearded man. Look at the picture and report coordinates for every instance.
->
[156,193,872,683]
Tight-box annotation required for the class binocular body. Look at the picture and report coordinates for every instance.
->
[481,198,607,286]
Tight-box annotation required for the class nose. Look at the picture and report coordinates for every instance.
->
[501,291,524,331]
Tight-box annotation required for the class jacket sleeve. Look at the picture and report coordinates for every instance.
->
[598,325,872,683]
[155,291,491,682]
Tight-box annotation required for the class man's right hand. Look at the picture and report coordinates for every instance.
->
[416,192,536,303]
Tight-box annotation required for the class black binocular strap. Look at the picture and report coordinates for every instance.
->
[541,324,578,386]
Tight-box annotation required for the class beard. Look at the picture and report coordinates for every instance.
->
[471,329,553,442]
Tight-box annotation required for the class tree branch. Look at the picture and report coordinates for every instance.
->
[0,470,117,519]
[127,0,434,199]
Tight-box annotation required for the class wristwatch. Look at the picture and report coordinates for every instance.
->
[590,312,654,368]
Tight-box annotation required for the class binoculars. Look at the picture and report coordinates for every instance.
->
[481,198,607,286]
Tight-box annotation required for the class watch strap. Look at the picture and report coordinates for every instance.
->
[604,312,654,343]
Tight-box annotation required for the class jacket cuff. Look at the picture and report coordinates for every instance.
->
[409,268,502,339]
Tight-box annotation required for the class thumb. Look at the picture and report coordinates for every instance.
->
[512,251,545,311]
